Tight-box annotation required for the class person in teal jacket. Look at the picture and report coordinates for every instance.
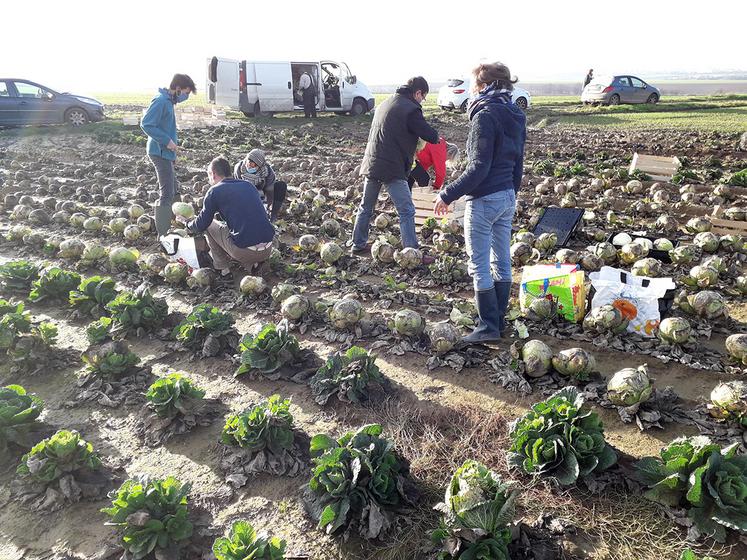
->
[140,73,196,236]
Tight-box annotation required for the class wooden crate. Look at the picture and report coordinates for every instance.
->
[711,206,747,236]
[411,187,464,227]
[629,153,681,182]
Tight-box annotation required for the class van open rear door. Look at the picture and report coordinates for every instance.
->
[207,56,240,109]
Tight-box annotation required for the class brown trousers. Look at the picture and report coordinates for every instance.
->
[205,222,272,271]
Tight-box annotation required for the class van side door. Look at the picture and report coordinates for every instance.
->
[255,62,294,112]
[215,58,241,108]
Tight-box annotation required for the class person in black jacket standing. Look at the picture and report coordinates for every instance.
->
[435,62,526,344]
[351,76,439,253]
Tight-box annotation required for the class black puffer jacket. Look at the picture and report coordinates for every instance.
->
[359,86,438,182]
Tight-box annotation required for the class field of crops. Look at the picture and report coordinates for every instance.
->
[0,102,746,560]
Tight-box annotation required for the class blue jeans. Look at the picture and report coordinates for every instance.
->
[149,154,179,205]
[352,177,418,249]
[464,190,516,291]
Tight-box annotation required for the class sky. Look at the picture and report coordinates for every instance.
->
[3,0,746,96]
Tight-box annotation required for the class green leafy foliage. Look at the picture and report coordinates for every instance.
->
[235,323,301,377]
[634,436,747,542]
[146,373,205,419]
[0,302,31,350]
[531,159,555,176]
[16,429,101,483]
[106,288,168,338]
[101,476,193,560]
[6,322,58,372]
[725,168,747,187]
[432,460,516,560]
[221,395,294,454]
[81,341,140,378]
[69,276,119,318]
[212,520,286,560]
[28,267,81,303]
[507,387,617,486]
[310,346,384,405]
[172,303,237,350]
[0,260,40,294]
[86,316,113,345]
[0,385,44,453]
[679,549,716,560]
[428,256,468,285]
[305,424,415,539]
[672,168,703,185]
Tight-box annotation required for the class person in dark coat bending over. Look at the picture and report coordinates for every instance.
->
[185,157,275,277]
[351,76,439,255]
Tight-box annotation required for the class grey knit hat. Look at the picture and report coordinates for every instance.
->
[245,148,266,168]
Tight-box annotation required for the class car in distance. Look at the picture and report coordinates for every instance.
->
[581,75,660,105]
[0,79,105,126]
[437,78,532,111]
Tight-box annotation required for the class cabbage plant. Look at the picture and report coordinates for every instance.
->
[429,255,468,285]
[6,322,58,372]
[606,366,653,406]
[16,429,101,484]
[552,347,597,381]
[28,267,81,303]
[507,387,617,485]
[146,373,206,419]
[725,334,747,366]
[310,346,384,405]
[235,323,301,377]
[304,424,415,539]
[81,341,140,378]
[213,520,286,560]
[172,304,238,355]
[0,260,40,294]
[105,288,168,338]
[221,395,294,453]
[69,276,119,318]
[634,436,747,542]
[708,381,747,427]
[0,384,44,453]
[101,475,193,560]
[432,460,516,560]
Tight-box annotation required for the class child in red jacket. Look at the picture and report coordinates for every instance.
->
[408,137,458,190]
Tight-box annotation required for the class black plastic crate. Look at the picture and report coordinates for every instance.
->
[605,231,680,264]
[532,207,585,247]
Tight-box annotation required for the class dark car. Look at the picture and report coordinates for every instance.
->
[581,75,660,105]
[0,79,105,126]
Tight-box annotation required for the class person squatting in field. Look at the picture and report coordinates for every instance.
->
[184,156,275,277]
[408,137,460,190]
[233,149,288,222]
[435,62,526,344]
[351,76,439,255]
[140,73,197,237]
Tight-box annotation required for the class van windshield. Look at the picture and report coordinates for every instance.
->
[447,79,464,87]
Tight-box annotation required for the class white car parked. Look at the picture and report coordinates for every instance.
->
[437,78,531,112]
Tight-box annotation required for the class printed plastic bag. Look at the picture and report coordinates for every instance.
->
[589,266,675,337]
[519,264,586,323]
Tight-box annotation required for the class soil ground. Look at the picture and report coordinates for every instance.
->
[0,104,745,560]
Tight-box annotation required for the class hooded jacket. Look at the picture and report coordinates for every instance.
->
[360,86,438,182]
[439,99,526,204]
[141,88,177,161]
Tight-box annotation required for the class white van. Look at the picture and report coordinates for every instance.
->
[207,56,375,117]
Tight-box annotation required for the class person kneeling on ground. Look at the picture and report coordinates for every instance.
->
[185,156,275,276]
[233,149,288,221]
[408,137,459,190]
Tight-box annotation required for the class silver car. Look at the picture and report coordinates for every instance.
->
[581,75,660,105]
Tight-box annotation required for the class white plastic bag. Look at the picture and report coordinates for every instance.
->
[159,234,211,270]
[589,266,675,337]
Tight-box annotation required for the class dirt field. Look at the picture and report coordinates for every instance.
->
[0,105,746,560]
